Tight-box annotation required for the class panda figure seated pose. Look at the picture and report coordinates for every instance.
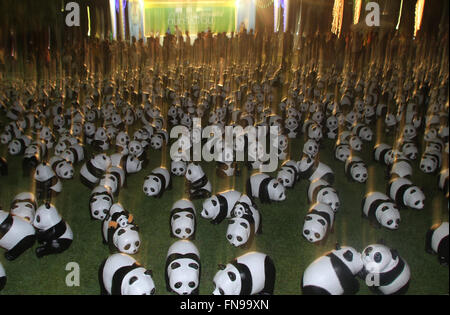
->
[170,199,197,240]
[387,177,425,210]
[0,156,7,176]
[143,167,172,198]
[226,199,261,248]
[32,203,73,258]
[297,155,334,185]
[165,240,201,295]
[185,162,212,200]
[34,162,62,202]
[425,222,449,266]
[0,208,36,261]
[302,202,335,244]
[301,244,363,295]
[89,185,114,220]
[344,156,368,183]
[99,253,155,295]
[10,192,37,222]
[201,190,242,225]
[246,173,286,204]
[360,243,410,295]
[80,153,112,189]
[102,203,140,255]
[308,179,340,212]
[212,251,276,295]
[362,192,401,230]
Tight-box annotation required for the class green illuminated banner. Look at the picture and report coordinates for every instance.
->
[144,1,236,36]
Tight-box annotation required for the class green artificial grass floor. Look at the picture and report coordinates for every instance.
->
[0,128,448,295]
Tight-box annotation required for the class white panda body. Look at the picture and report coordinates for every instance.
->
[212,251,275,295]
[374,143,394,165]
[165,240,201,295]
[143,167,171,198]
[100,253,155,295]
[170,199,196,240]
[390,159,413,178]
[201,190,242,224]
[302,246,363,295]
[425,222,449,265]
[80,154,111,189]
[0,210,36,260]
[246,173,285,204]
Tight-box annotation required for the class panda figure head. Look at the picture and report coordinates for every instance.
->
[113,225,141,254]
[362,244,399,274]
[90,185,113,220]
[277,167,296,189]
[303,139,319,158]
[201,195,221,220]
[166,240,201,295]
[54,160,74,179]
[1,130,12,144]
[128,140,143,158]
[8,139,24,155]
[333,245,364,276]
[150,134,164,150]
[402,142,418,160]
[212,263,243,295]
[143,175,162,197]
[185,163,205,183]
[359,126,373,141]
[92,153,112,171]
[308,123,323,141]
[267,179,286,201]
[302,203,333,243]
[116,131,130,149]
[317,187,340,212]
[226,218,252,247]
[377,202,401,230]
[171,160,187,176]
[335,144,351,162]
[125,155,142,174]
[34,162,56,182]
[404,186,425,210]
[33,203,61,231]
[10,199,36,222]
[350,162,368,183]
[420,154,439,174]
[349,136,363,151]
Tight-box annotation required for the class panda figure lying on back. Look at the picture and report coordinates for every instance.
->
[32,203,73,258]
[99,253,155,295]
[246,173,286,204]
[425,222,449,265]
[360,243,410,295]
[301,244,363,295]
[212,251,276,295]
[165,240,201,295]
[201,190,242,224]
[170,199,196,240]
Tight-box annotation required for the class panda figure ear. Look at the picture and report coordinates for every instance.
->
[335,243,341,250]
[144,269,153,277]
[390,249,398,260]
[218,264,226,270]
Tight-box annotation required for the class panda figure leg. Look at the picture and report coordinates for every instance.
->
[98,259,109,295]
[189,189,211,200]
[35,238,72,258]
[259,255,276,295]
[4,234,36,261]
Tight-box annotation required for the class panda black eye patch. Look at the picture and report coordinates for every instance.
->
[317,219,326,226]
[186,214,193,219]
[188,263,199,270]
[118,228,126,236]
[129,276,138,285]
[240,222,248,229]
[211,199,217,206]
[171,262,181,269]
[227,272,236,281]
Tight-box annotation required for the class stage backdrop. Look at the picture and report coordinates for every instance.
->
[143,0,237,36]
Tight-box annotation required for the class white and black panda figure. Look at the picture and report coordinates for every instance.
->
[22,141,46,176]
[8,135,32,156]
[226,201,261,248]
[165,240,201,295]
[143,167,172,198]
[201,190,242,224]
[115,131,130,155]
[388,177,425,210]
[438,168,448,198]
[360,244,410,295]
[32,203,73,258]
[297,156,335,185]
[335,144,351,163]
[302,203,335,244]
[60,143,85,165]
[420,150,441,174]
[389,157,413,179]
[373,143,395,166]
[0,261,5,291]
[425,222,449,266]
[246,173,286,204]
[301,245,363,295]
[99,253,155,295]
[185,163,212,200]
[277,162,297,189]
[10,192,37,222]
[34,162,62,202]
[344,156,368,183]
[0,156,7,176]
[212,251,275,295]
[49,156,74,180]
[110,153,143,176]
[90,185,113,220]
[352,123,373,142]
[0,208,36,260]
[100,166,125,197]
[307,179,340,212]
[400,141,418,160]
[302,139,319,159]
[362,192,401,230]
[170,199,196,240]
[171,160,187,177]
[80,153,111,189]
[102,203,140,255]
[128,140,149,169]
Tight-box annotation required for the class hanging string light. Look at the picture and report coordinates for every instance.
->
[396,0,404,30]
[414,0,425,37]
[353,0,362,25]
[331,0,344,38]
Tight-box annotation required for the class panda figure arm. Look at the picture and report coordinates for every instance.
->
[35,220,66,243]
